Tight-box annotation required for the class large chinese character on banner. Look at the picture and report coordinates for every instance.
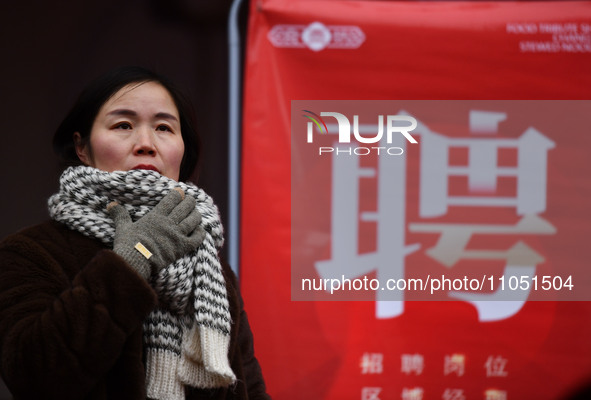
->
[292,101,585,308]
[241,1,591,399]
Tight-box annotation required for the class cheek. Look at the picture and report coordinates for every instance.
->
[163,138,185,179]
[89,134,129,170]
[167,139,185,166]
[174,142,185,166]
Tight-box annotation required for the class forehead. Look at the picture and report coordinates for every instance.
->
[100,81,179,116]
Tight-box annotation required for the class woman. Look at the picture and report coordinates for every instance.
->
[0,67,270,400]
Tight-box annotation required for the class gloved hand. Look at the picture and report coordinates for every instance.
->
[107,187,206,280]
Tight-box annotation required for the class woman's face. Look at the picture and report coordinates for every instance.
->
[75,81,185,181]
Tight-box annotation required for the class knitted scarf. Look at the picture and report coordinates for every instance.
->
[48,166,236,400]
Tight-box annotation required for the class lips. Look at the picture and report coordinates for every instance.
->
[132,164,161,173]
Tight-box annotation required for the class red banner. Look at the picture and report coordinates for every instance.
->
[241,2,591,399]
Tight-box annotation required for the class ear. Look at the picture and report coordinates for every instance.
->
[73,132,92,165]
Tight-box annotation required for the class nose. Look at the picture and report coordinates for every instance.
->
[133,128,156,156]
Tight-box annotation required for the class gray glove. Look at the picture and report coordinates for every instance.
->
[107,188,206,280]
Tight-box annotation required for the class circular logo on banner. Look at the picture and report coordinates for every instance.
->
[267,22,366,52]
[302,22,332,52]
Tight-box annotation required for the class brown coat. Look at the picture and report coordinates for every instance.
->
[0,220,271,400]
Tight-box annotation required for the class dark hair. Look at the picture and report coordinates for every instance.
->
[53,66,200,182]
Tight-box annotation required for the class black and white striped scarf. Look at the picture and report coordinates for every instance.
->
[48,166,235,400]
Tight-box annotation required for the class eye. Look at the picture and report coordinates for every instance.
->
[156,124,173,132]
[114,122,132,130]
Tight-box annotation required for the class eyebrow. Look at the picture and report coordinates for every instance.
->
[106,109,179,122]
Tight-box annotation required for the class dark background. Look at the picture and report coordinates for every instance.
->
[0,0,248,397]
